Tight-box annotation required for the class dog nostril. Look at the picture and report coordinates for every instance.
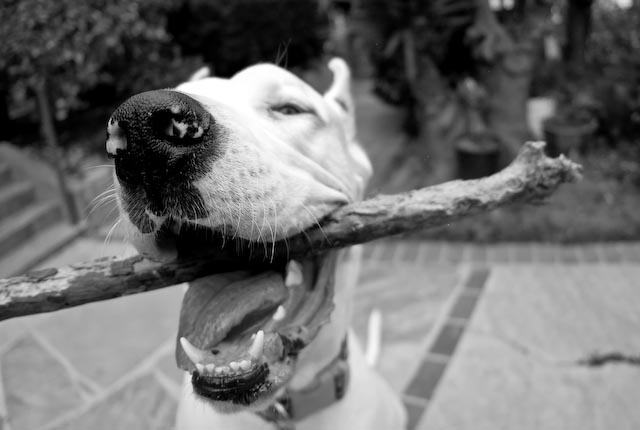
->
[153,108,208,143]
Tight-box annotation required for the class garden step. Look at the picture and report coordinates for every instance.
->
[0,163,12,185]
[0,201,62,259]
[0,223,83,278]
[0,181,35,222]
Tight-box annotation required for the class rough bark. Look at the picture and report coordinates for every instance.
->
[0,141,582,321]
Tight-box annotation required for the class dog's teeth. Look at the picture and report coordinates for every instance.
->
[272,305,286,322]
[218,366,230,375]
[285,260,303,287]
[239,359,252,371]
[205,364,215,374]
[196,363,205,374]
[229,361,240,371]
[249,330,265,360]
[214,367,224,376]
[180,337,207,364]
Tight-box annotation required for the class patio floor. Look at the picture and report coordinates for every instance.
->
[1,239,640,429]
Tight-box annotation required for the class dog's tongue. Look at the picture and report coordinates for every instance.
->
[175,254,339,374]
[175,270,288,369]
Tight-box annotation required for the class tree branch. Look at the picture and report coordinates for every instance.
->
[0,142,582,321]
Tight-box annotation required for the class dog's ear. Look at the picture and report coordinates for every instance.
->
[325,58,355,141]
[189,66,211,82]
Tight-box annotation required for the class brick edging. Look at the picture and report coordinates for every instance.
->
[401,267,491,429]
[363,241,640,264]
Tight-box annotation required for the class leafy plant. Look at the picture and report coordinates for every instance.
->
[166,0,328,77]
[0,0,202,124]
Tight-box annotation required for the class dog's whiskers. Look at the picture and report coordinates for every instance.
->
[103,217,122,252]
[88,194,117,217]
[300,203,329,245]
[260,199,276,262]
[268,197,280,262]
[233,198,242,240]
[84,164,114,171]
[257,183,272,260]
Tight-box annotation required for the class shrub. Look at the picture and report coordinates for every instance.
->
[166,0,328,77]
[0,0,203,126]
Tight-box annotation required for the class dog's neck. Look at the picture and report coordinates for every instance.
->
[288,247,361,390]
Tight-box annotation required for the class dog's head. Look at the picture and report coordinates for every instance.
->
[107,59,371,412]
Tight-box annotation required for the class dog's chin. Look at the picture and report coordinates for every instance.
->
[134,221,338,411]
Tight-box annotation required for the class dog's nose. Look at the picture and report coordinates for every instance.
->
[106,90,214,187]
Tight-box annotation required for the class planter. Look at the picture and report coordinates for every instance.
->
[543,117,597,157]
[455,137,500,180]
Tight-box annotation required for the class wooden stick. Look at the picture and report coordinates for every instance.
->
[0,142,582,321]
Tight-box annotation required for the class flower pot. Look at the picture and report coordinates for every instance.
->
[455,137,500,180]
[543,117,597,157]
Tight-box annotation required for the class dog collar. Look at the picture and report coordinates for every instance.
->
[256,337,349,430]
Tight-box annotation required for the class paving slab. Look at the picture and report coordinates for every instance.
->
[31,285,184,388]
[1,335,83,430]
[353,261,461,392]
[419,264,640,430]
[49,373,177,430]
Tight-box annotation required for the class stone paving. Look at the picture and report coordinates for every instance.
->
[2,238,640,429]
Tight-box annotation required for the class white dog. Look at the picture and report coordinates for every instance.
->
[106,58,406,430]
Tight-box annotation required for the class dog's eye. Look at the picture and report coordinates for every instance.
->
[272,103,308,116]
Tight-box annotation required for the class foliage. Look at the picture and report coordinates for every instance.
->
[166,0,328,77]
[363,0,477,109]
[0,0,203,122]
[587,0,640,139]
[410,149,640,243]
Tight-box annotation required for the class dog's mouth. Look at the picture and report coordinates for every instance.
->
[170,222,337,410]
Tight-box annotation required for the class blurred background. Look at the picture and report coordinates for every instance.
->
[1,0,640,255]
[1,0,640,261]
[1,1,640,429]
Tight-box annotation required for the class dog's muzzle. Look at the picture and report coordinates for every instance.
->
[107,90,220,227]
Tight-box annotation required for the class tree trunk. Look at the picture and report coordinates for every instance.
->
[565,0,593,66]
[34,77,80,224]
[0,72,13,140]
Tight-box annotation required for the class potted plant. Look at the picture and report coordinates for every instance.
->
[455,133,500,179]
[454,78,501,179]
[543,103,598,157]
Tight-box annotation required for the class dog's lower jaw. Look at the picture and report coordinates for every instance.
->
[176,331,408,430]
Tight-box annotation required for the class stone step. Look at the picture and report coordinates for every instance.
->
[0,200,62,259]
[0,162,12,185]
[0,223,83,277]
[0,181,35,222]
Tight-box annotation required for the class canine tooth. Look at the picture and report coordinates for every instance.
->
[218,366,230,375]
[205,364,215,373]
[180,337,207,364]
[214,367,224,376]
[285,260,303,287]
[249,330,265,359]
[196,363,205,373]
[272,305,286,322]
[229,361,240,371]
[239,360,252,371]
